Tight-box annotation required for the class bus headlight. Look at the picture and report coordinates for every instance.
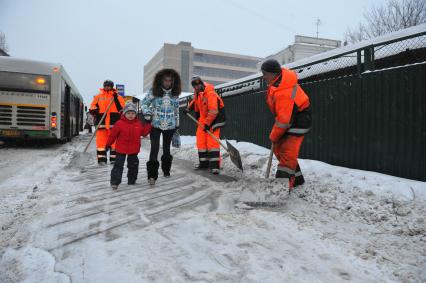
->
[36,77,46,84]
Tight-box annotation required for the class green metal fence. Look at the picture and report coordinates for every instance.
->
[179,62,426,181]
[179,27,426,181]
[299,62,425,181]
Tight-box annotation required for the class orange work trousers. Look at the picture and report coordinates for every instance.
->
[196,126,220,169]
[273,135,305,188]
[96,128,116,163]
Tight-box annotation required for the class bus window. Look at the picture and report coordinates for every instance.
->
[0,71,51,93]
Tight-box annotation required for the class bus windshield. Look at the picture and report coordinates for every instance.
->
[0,71,51,94]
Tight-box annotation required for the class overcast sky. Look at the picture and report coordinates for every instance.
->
[1,0,387,102]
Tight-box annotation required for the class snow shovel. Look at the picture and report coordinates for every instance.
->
[83,98,115,153]
[239,143,293,208]
[185,112,243,171]
[265,143,274,178]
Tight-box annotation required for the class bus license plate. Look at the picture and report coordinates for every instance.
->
[1,130,21,137]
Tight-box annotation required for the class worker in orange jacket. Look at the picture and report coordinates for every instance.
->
[261,59,312,189]
[184,76,225,174]
[89,80,125,164]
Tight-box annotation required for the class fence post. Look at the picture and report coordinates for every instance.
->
[364,46,375,71]
[357,49,362,75]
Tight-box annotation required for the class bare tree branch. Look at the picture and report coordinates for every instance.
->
[344,0,426,44]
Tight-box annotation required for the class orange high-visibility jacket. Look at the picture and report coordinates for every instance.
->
[189,83,225,129]
[90,88,125,129]
[266,68,311,142]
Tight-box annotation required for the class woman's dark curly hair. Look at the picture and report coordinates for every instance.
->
[152,68,181,97]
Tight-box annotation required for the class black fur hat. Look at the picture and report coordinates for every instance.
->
[152,69,181,97]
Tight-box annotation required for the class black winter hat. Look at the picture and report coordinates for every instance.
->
[261,59,281,74]
[191,75,204,87]
[103,80,114,88]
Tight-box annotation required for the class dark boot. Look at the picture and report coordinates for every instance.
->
[276,168,293,191]
[97,149,107,164]
[208,149,220,174]
[147,160,159,184]
[196,150,209,170]
[194,162,209,170]
[293,163,305,187]
[161,155,173,177]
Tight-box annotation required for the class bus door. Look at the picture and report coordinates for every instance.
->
[61,82,71,139]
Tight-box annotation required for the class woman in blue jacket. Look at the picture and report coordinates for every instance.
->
[142,69,181,185]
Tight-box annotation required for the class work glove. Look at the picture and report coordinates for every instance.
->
[89,108,98,115]
[113,91,118,99]
[203,124,210,132]
[105,145,111,152]
[144,114,152,123]
[183,108,190,114]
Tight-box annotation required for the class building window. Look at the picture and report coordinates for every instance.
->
[193,66,254,79]
[193,53,259,69]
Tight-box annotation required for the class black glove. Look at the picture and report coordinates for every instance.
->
[203,124,210,132]
[105,145,111,151]
[183,108,190,114]
[89,108,98,115]
[112,91,123,112]
[144,115,152,123]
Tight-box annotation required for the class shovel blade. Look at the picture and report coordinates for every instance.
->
[226,140,243,171]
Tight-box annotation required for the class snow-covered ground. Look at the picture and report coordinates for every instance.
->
[0,134,425,282]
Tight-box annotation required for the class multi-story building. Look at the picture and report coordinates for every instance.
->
[258,35,341,67]
[143,42,262,92]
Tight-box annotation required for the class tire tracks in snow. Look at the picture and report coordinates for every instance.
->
[34,153,226,251]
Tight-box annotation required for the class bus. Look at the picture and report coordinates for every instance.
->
[0,56,84,142]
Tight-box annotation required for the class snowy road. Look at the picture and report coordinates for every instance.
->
[37,159,223,252]
[0,134,425,282]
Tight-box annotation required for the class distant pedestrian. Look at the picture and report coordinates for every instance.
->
[141,69,181,185]
[106,103,152,190]
[89,80,125,164]
[84,111,94,133]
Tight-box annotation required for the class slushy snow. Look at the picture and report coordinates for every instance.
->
[0,134,425,282]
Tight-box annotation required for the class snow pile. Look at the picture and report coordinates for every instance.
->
[172,136,426,282]
[175,135,426,201]
[0,246,70,283]
[238,178,291,205]
[0,134,425,282]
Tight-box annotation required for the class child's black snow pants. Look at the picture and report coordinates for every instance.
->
[111,153,139,185]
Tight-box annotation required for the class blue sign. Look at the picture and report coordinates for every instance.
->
[116,84,125,96]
